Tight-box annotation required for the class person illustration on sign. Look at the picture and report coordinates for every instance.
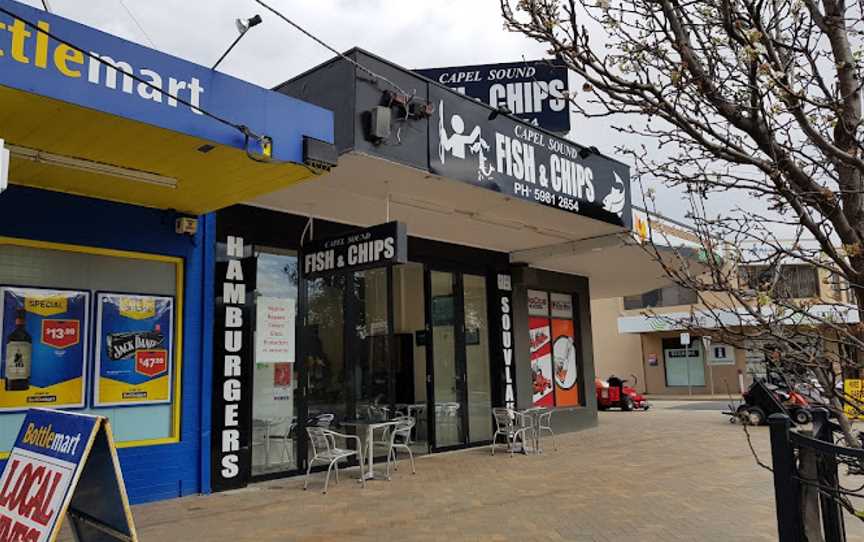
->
[438,100,494,181]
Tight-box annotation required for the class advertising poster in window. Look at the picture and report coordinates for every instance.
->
[255,297,295,364]
[95,292,174,406]
[551,318,579,407]
[529,316,554,407]
[0,287,89,411]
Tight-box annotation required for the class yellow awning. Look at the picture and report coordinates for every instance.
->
[0,85,319,214]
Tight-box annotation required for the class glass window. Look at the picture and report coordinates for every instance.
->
[251,250,299,476]
[464,274,492,442]
[623,285,696,309]
[740,265,818,298]
[528,289,582,408]
[304,273,346,427]
[351,268,390,422]
[0,241,180,454]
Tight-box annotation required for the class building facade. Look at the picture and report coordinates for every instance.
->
[592,214,858,396]
[0,2,693,503]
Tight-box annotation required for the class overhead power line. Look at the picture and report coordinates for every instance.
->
[117,0,157,49]
[253,0,412,99]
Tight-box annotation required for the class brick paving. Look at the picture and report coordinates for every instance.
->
[61,402,864,541]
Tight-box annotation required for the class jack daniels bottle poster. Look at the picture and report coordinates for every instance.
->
[94,292,174,407]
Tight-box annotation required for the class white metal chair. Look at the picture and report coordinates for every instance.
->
[304,426,365,494]
[491,408,533,457]
[536,409,557,452]
[382,418,416,479]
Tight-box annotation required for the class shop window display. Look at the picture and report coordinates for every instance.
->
[527,290,581,408]
[0,240,181,457]
[251,251,300,476]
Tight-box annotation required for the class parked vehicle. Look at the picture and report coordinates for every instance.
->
[595,374,649,411]
[726,380,813,425]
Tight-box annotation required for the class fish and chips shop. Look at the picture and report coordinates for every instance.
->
[207,49,689,491]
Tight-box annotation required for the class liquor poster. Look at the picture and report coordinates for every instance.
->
[551,319,579,407]
[94,293,174,407]
[529,316,554,407]
[0,287,89,412]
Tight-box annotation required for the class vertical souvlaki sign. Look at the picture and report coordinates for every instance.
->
[429,85,632,229]
[211,236,255,492]
[498,274,516,410]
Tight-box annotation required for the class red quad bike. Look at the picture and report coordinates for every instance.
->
[596,374,650,411]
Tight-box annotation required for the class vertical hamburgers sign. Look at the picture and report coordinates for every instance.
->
[211,236,255,492]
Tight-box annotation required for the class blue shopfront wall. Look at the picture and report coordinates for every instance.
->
[0,186,215,504]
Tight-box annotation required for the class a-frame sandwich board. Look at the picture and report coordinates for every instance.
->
[0,408,138,542]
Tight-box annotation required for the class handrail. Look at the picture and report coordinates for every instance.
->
[789,430,864,460]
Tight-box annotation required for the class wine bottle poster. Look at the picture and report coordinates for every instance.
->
[0,287,89,412]
[94,293,174,407]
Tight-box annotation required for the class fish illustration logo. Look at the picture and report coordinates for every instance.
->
[602,171,626,217]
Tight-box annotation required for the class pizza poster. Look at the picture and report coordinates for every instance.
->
[551,318,579,407]
[95,293,174,407]
[0,287,89,412]
[529,316,554,407]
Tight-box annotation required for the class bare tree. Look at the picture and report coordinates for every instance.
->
[500,0,864,441]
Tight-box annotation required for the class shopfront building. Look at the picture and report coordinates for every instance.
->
[207,49,683,490]
[0,0,333,503]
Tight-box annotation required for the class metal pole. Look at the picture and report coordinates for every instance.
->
[813,408,846,542]
[768,413,803,542]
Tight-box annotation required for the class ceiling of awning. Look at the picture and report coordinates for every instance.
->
[0,85,320,214]
[250,153,694,298]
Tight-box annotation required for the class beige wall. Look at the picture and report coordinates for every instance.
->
[592,298,756,395]
[639,332,748,395]
[589,298,646,393]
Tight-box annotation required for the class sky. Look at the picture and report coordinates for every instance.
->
[16,0,690,220]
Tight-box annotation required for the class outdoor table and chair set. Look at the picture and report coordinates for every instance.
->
[301,405,557,494]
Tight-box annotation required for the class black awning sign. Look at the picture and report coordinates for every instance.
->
[429,85,631,229]
[302,221,407,278]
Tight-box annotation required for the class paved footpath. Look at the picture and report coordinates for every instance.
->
[61,402,864,541]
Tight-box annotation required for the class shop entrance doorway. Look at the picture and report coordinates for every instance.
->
[426,270,493,451]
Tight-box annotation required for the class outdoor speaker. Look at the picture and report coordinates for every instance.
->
[303,136,338,171]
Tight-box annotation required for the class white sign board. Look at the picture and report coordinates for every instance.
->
[255,297,295,363]
[707,344,736,365]
[549,293,574,319]
[0,139,9,195]
[680,332,691,346]
[527,290,549,317]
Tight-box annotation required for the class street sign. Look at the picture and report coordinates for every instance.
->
[680,332,691,346]
[0,409,138,541]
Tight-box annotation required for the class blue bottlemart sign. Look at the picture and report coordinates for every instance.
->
[0,0,332,161]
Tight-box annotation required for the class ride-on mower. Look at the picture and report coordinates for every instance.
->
[595,374,650,411]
